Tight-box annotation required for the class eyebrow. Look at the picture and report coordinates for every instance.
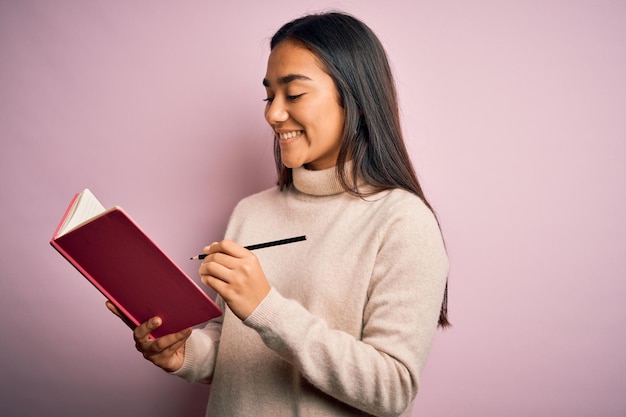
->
[262,74,312,87]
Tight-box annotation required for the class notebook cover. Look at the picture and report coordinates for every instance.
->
[50,205,221,338]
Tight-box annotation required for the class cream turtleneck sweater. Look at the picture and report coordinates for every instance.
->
[173,165,449,417]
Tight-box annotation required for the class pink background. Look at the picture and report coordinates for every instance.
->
[1,1,625,416]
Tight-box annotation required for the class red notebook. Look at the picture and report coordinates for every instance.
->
[50,189,221,338]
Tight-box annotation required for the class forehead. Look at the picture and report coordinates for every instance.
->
[264,41,327,82]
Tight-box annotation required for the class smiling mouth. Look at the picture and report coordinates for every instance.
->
[277,130,303,140]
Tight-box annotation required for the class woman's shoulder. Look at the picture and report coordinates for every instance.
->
[371,188,441,231]
[376,187,434,214]
[232,185,283,212]
[242,185,281,200]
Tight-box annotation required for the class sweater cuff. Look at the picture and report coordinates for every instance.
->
[169,330,213,383]
[243,287,284,332]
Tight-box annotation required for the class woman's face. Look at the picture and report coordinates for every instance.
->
[263,40,345,171]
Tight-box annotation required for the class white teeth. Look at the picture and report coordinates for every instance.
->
[278,131,302,140]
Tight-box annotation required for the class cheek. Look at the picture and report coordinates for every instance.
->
[309,100,344,135]
[326,105,345,138]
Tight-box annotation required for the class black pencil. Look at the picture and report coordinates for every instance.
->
[190,235,306,260]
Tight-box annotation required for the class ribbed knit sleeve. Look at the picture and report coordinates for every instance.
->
[170,296,226,383]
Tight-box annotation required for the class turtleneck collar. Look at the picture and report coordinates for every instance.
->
[292,164,345,196]
[292,161,362,196]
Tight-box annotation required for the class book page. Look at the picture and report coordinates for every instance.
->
[58,189,106,237]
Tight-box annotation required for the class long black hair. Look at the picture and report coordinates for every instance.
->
[270,12,449,328]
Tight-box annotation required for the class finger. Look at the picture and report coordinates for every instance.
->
[139,327,191,357]
[202,241,220,255]
[134,316,162,345]
[200,259,233,283]
[202,251,239,270]
[146,327,191,351]
[209,240,249,258]
[105,300,121,317]
[163,329,192,353]
[201,273,231,296]
[105,300,137,330]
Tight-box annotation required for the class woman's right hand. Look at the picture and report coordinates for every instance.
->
[105,301,191,373]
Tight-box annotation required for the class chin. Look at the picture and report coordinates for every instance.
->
[281,159,305,169]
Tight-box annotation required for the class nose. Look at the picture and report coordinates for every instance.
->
[264,97,289,125]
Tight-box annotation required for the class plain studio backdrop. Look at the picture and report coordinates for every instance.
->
[1,1,624,416]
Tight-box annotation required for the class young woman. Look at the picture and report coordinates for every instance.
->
[110,11,449,417]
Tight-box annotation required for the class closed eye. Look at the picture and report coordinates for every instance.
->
[263,94,304,103]
[287,94,304,101]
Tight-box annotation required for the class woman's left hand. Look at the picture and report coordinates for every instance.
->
[199,240,271,320]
